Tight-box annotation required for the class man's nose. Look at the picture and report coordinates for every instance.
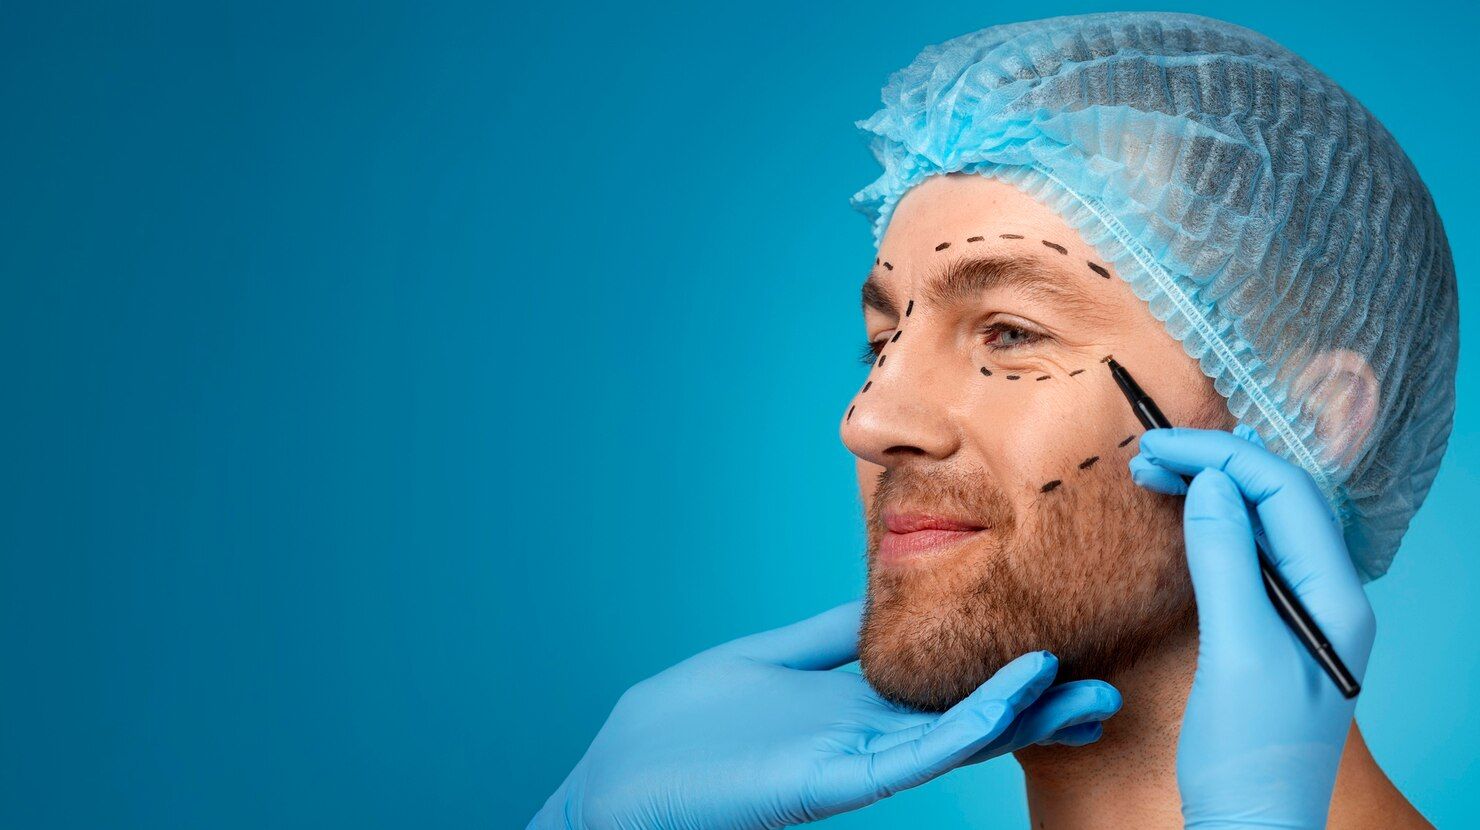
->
[840,329,963,467]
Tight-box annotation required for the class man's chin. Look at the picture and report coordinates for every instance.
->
[857,587,1018,712]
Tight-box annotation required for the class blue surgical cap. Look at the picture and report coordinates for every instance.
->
[851,13,1457,582]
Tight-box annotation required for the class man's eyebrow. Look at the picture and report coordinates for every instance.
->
[861,270,898,317]
[921,253,1110,322]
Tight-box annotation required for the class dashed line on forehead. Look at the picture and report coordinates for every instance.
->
[1088,262,1111,279]
[1041,240,1068,255]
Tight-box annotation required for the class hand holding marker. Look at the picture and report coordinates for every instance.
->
[1106,356,1361,698]
[1114,357,1377,826]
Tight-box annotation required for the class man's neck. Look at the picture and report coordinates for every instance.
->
[1012,624,1432,829]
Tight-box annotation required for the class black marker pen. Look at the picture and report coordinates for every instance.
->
[1105,357,1361,699]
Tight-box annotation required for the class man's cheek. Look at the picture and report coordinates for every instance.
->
[976,411,1143,504]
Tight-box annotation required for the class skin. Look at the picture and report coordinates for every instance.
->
[838,172,1431,828]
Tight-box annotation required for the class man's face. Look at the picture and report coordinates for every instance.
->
[840,173,1234,712]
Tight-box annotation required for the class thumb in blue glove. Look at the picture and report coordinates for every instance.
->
[1130,426,1376,829]
[530,601,1122,829]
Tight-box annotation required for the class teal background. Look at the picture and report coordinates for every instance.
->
[1,1,1474,827]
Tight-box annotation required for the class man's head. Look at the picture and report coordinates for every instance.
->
[840,174,1233,710]
[841,13,1457,709]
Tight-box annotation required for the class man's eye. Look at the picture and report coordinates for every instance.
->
[858,338,887,365]
[982,322,1041,351]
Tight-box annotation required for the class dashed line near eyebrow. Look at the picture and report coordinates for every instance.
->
[935,242,951,251]
[1088,262,1111,279]
[1041,240,1068,255]
[1035,375,1051,381]
[999,233,1024,240]
[1118,435,1136,447]
[967,236,984,242]
[1069,369,1085,376]
[980,367,992,376]
[1078,455,1100,469]
[1040,479,1062,493]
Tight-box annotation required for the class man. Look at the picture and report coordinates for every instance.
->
[844,171,1432,826]
[532,12,1454,828]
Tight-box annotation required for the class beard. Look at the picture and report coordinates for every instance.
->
[858,453,1195,712]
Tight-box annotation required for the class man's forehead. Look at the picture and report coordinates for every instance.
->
[861,250,1116,324]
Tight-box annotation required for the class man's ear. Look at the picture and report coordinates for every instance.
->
[1291,349,1379,469]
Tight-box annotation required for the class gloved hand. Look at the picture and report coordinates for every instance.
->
[1130,426,1377,829]
[529,601,1122,829]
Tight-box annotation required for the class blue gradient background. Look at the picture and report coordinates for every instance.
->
[1,2,1474,827]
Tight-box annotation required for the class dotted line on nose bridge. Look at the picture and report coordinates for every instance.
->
[850,286,914,418]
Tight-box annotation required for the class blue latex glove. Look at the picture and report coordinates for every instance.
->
[1130,426,1377,829]
[529,600,1122,829]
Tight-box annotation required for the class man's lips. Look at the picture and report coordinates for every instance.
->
[877,511,987,564]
